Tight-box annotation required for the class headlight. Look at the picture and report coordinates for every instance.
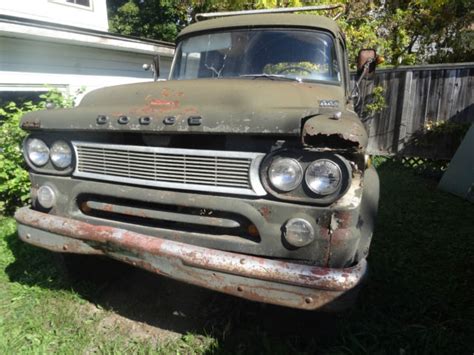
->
[284,218,315,247]
[37,185,56,209]
[305,159,342,195]
[50,141,72,169]
[268,158,303,192]
[26,138,49,166]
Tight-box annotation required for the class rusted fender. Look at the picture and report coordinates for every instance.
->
[302,113,368,150]
[15,207,366,292]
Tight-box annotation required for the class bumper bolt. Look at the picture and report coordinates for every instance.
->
[305,297,313,304]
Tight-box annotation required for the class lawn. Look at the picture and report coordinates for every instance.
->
[0,160,473,354]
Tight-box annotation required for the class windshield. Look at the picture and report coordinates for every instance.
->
[170,29,340,84]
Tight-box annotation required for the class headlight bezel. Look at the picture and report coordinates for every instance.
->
[260,149,352,204]
[23,135,75,175]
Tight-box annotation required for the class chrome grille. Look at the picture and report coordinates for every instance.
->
[72,142,266,196]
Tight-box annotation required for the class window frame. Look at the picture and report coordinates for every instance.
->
[49,0,93,11]
[170,27,342,86]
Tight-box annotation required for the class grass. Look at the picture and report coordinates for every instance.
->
[1,160,473,354]
[0,216,217,353]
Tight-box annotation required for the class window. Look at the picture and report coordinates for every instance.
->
[66,0,90,6]
[171,29,340,84]
[50,0,92,9]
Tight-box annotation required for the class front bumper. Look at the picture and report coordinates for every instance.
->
[15,207,367,311]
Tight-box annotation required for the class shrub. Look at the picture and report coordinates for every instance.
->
[364,85,387,116]
[0,89,78,215]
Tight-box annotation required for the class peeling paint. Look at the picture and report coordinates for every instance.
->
[20,79,343,135]
[15,207,368,310]
[302,114,368,150]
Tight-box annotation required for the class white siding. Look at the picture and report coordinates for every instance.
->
[0,0,108,31]
[0,36,173,99]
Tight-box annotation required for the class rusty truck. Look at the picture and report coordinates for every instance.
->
[15,6,381,311]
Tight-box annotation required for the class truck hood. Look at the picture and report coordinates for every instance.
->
[21,79,346,136]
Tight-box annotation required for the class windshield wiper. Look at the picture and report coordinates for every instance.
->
[239,74,302,83]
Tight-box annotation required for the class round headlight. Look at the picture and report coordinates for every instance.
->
[37,185,56,209]
[268,158,303,192]
[50,141,72,169]
[284,218,315,247]
[26,138,49,166]
[305,159,342,195]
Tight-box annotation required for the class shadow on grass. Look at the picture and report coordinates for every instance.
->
[4,160,474,353]
[4,227,70,291]
[4,222,342,348]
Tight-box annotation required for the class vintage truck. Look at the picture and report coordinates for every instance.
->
[15,7,380,311]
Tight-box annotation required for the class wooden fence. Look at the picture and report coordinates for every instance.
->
[352,62,474,158]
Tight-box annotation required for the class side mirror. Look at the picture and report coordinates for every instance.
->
[143,55,161,81]
[357,49,377,75]
[153,55,160,80]
[351,49,384,104]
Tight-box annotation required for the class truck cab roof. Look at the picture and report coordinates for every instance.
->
[177,13,342,40]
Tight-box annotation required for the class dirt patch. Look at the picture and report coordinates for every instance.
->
[89,267,234,339]
[98,310,181,344]
[77,264,341,345]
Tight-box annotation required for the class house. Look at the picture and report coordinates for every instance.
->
[0,0,175,104]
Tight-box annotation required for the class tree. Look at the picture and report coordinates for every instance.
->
[108,0,474,64]
[108,0,189,42]
[108,0,255,42]
[382,0,474,64]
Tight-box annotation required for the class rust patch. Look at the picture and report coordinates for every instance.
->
[21,119,41,129]
[330,228,354,248]
[100,203,114,213]
[15,207,367,310]
[259,206,271,221]
[304,133,360,149]
[332,211,354,229]
[183,107,199,114]
[150,99,179,108]
[161,88,171,97]
[302,115,368,150]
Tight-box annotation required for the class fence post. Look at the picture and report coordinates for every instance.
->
[397,70,415,153]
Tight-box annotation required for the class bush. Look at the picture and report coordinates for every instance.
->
[0,89,77,215]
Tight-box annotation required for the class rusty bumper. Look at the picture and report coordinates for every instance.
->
[15,207,367,311]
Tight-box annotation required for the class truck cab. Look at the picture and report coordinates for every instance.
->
[15,12,379,311]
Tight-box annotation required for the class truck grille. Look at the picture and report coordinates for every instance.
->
[72,142,266,196]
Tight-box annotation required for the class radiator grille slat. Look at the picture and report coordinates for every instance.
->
[72,142,266,196]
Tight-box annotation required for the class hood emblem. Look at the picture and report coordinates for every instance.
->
[188,116,202,126]
[96,115,108,124]
[118,115,130,124]
[139,116,152,125]
[163,116,176,125]
[319,100,339,108]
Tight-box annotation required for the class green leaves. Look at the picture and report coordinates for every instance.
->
[108,0,188,42]
[0,105,29,215]
[108,0,473,65]
[0,89,77,215]
[364,85,387,116]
